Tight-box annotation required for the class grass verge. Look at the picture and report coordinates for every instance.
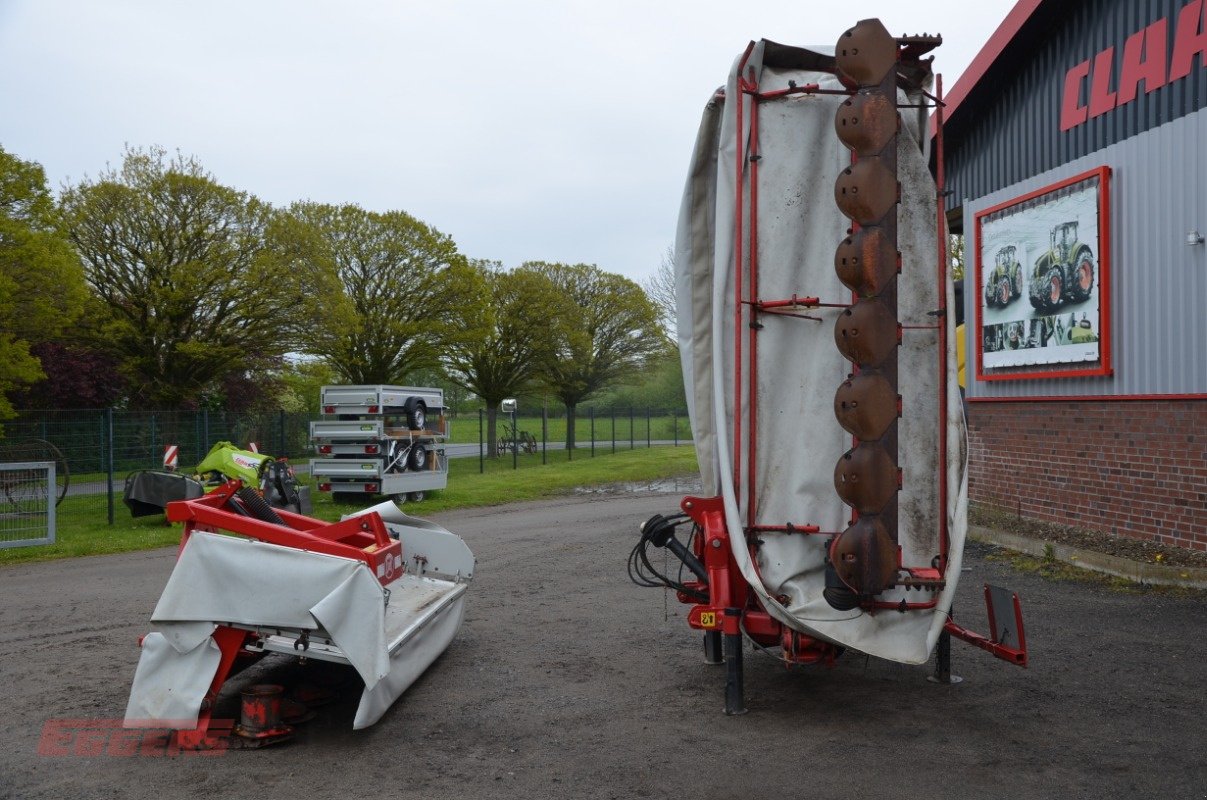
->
[0,446,699,566]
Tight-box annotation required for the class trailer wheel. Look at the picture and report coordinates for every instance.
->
[408,443,428,471]
[405,399,427,431]
[408,491,425,502]
[390,492,407,505]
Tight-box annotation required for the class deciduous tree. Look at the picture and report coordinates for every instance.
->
[59,146,336,408]
[0,145,86,416]
[289,202,484,383]
[525,262,663,449]
[443,261,572,455]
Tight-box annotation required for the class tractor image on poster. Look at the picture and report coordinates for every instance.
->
[983,245,1022,308]
[1028,221,1095,311]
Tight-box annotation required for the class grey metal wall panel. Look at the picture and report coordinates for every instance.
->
[944,0,1207,213]
[963,106,1207,399]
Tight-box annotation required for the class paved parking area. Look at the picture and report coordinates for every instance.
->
[1,492,1204,799]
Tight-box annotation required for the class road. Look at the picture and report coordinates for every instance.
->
[1,490,1204,799]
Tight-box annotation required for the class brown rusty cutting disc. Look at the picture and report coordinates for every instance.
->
[834,299,899,365]
[835,226,898,297]
[831,517,898,596]
[835,18,898,87]
[834,372,899,441]
[834,442,899,512]
[835,158,899,224]
[835,92,899,155]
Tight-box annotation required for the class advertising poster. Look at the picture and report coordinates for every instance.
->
[974,167,1110,380]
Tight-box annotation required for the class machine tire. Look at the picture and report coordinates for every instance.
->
[408,491,425,503]
[405,399,427,431]
[1011,263,1022,298]
[408,443,428,471]
[390,492,407,505]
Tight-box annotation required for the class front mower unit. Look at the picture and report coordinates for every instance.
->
[124,481,474,747]
[639,20,1027,713]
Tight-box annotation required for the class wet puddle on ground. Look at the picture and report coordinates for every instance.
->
[573,477,703,495]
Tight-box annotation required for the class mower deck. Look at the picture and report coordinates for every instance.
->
[244,574,468,665]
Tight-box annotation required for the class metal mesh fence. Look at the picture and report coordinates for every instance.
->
[0,406,692,525]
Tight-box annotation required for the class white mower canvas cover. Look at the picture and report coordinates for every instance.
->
[126,504,473,730]
[675,40,967,664]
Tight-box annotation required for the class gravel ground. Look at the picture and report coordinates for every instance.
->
[1,491,1205,800]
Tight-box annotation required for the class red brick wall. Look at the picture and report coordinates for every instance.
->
[967,399,1207,551]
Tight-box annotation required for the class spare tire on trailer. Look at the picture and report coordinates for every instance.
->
[408,442,428,471]
[404,398,427,431]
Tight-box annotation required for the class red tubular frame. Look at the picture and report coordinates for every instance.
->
[747,64,761,532]
[732,42,755,511]
[166,480,402,585]
[935,73,950,574]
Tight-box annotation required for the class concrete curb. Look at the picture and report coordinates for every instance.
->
[969,525,1207,590]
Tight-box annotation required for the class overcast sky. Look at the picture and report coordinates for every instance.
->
[0,1,1016,284]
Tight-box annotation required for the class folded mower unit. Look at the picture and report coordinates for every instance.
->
[124,481,473,747]
[632,19,1026,713]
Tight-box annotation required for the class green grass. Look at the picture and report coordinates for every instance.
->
[0,446,699,565]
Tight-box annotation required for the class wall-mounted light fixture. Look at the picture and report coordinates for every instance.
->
[1187,230,1204,246]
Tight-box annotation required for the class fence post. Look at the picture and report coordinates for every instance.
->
[511,409,517,470]
[105,408,115,525]
[590,407,595,458]
[611,408,616,454]
[478,408,484,474]
[647,407,651,448]
[672,412,678,446]
[202,408,210,454]
[542,407,547,465]
[629,407,634,450]
[278,410,287,457]
[150,413,158,466]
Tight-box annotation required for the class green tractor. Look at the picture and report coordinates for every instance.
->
[1028,221,1095,311]
[983,245,1023,308]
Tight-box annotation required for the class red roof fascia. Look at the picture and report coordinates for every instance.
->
[929,0,1047,138]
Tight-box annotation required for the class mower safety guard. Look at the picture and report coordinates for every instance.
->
[166,480,403,585]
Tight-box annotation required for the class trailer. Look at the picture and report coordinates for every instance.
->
[310,385,449,504]
[631,19,1027,713]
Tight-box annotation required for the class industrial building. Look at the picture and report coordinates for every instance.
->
[940,0,1207,549]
